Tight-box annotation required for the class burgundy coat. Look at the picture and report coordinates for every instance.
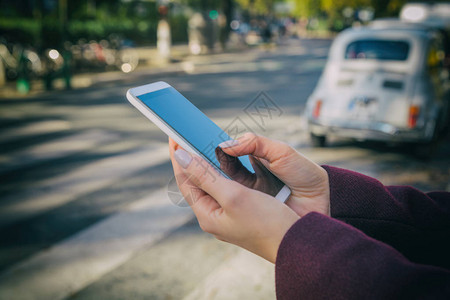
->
[275,166,450,299]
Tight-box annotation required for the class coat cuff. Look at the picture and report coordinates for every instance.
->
[275,212,353,299]
[321,165,398,220]
[274,212,403,299]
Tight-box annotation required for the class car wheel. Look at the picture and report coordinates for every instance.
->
[414,141,438,160]
[414,123,439,159]
[310,133,326,147]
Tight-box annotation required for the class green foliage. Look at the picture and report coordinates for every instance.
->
[234,0,289,15]
[178,0,223,10]
[0,0,190,47]
[290,0,435,19]
[0,18,41,45]
[321,0,371,14]
[3,0,450,46]
[290,0,415,32]
[371,0,405,18]
[170,14,189,44]
[236,0,272,14]
[67,19,143,42]
[293,0,321,18]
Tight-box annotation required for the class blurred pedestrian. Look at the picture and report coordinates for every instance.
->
[0,56,5,87]
[157,5,171,62]
[16,48,30,94]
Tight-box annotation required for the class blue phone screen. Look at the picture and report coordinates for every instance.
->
[138,87,255,173]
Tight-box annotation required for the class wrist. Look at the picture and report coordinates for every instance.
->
[268,211,300,263]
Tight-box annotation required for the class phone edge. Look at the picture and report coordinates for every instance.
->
[126,84,230,180]
[275,185,291,203]
[127,82,291,202]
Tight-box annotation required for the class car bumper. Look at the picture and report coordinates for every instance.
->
[308,119,431,143]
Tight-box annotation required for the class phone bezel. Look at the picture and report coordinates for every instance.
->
[126,81,291,202]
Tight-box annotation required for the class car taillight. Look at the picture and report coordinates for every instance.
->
[408,105,420,128]
[313,100,322,119]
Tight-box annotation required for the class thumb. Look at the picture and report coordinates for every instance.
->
[219,133,296,166]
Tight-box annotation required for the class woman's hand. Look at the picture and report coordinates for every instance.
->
[219,133,330,217]
[169,138,299,263]
[214,146,286,197]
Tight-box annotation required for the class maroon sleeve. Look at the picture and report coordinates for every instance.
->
[275,213,450,300]
[322,165,450,269]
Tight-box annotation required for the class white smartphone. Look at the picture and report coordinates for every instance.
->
[126,81,291,202]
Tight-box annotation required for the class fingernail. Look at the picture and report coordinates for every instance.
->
[219,140,239,148]
[174,149,192,169]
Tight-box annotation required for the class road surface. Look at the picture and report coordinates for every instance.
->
[0,38,448,300]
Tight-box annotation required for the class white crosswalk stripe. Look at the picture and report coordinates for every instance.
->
[0,130,118,174]
[0,189,194,300]
[0,142,170,227]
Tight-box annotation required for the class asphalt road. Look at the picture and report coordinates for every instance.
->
[0,38,449,300]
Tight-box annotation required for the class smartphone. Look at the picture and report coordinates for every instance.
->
[126,81,291,202]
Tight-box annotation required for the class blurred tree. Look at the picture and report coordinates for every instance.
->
[4,0,450,48]
[321,0,371,30]
[289,0,447,31]
[291,0,450,20]
[235,0,275,15]
[367,0,399,17]
[292,0,320,18]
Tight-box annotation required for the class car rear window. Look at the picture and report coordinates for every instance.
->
[345,40,410,61]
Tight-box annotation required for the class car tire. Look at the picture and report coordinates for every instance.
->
[310,133,326,147]
[414,122,439,159]
[414,141,438,160]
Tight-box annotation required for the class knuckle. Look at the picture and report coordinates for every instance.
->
[228,188,242,201]
[222,185,245,209]
[280,141,296,156]
[270,141,296,167]
[191,158,215,187]
[214,235,227,242]
[198,220,214,234]
[243,132,258,140]
[185,186,200,205]
[243,132,258,144]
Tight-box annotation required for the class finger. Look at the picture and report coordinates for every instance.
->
[169,137,191,199]
[169,137,208,208]
[249,155,273,179]
[173,165,222,234]
[219,133,295,166]
[169,137,185,180]
[183,184,221,225]
[169,139,222,230]
[169,137,180,154]
[215,147,254,183]
[173,148,245,208]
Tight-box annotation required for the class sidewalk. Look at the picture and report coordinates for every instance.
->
[0,44,191,99]
[0,41,254,99]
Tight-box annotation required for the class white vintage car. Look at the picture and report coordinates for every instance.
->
[305,20,450,151]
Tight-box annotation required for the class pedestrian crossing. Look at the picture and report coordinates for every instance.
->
[0,122,286,300]
[1,116,449,299]
[0,141,170,228]
[0,189,194,300]
[0,130,118,175]
[1,115,448,300]
[0,110,284,299]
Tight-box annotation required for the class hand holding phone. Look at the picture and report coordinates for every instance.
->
[215,147,286,197]
[169,137,300,263]
[126,81,291,202]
